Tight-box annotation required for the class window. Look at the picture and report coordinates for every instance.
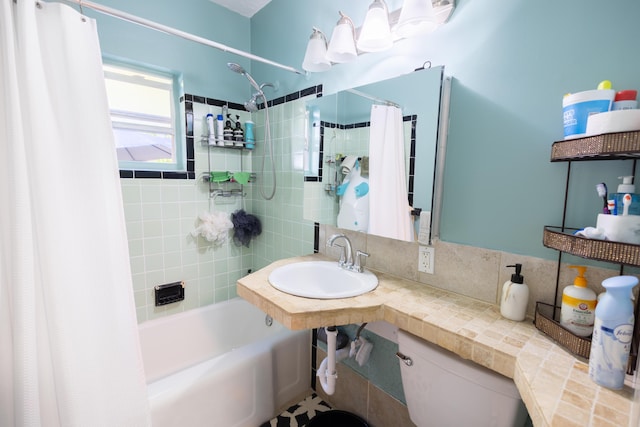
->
[103,62,184,172]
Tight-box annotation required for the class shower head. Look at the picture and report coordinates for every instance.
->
[244,94,259,112]
[227,62,261,93]
[227,62,246,75]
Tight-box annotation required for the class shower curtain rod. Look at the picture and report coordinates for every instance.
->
[58,0,306,76]
[346,88,401,109]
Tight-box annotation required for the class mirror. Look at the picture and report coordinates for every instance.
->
[303,65,446,242]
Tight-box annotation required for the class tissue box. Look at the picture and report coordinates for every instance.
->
[596,213,640,245]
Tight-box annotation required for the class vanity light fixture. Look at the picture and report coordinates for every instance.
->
[303,0,455,73]
[357,0,393,53]
[394,0,437,38]
[302,27,331,72]
[325,11,357,64]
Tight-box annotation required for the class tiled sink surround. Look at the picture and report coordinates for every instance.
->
[237,225,639,427]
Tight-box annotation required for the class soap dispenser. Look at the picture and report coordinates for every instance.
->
[613,176,640,215]
[233,120,244,146]
[223,119,234,145]
[559,265,597,337]
[500,264,529,321]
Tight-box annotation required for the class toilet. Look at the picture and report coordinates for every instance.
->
[397,330,529,427]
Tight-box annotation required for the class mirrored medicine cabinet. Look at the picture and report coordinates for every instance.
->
[302,65,449,243]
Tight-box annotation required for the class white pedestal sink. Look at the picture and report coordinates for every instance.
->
[268,261,378,299]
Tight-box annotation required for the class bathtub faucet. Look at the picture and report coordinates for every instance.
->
[326,234,369,273]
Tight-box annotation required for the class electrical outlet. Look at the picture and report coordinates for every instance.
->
[418,246,435,274]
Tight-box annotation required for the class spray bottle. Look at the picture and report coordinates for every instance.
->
[589,275,638,389]
[560,266,596,337]
[500,264,529,321]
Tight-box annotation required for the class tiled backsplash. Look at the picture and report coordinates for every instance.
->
[319,224,623,313]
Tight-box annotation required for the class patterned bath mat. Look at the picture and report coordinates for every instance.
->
[260,393,332,427]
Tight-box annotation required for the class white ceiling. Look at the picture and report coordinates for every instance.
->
[209,0,272,18]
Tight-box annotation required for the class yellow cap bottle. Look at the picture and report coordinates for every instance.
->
[560,266,597,337]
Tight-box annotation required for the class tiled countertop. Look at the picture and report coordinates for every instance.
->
[237,255,636,427]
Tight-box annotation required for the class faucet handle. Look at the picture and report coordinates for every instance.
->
[331,243,347,266]
[353,250,369,273]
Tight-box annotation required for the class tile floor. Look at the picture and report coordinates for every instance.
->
[260,394,332,427]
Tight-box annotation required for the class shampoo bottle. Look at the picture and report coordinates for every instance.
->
[244,120,255,149]
[500,264,529,321]
[206,113,215,143]
[233,121,244,146]
[223,119,234,145]
[588,275,638,390]
[560,265,597,337]
[216,114,225,146]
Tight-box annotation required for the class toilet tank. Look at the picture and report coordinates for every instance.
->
[397,330,529,427]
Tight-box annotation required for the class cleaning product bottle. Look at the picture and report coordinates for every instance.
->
[500,264,529,321]
[613,176,640,216]
[560,265,597,337]
[588,275,638,390]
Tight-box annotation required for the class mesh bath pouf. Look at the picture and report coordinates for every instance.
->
[231,209,262,247]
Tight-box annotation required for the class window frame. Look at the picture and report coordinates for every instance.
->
[103,58,185,173]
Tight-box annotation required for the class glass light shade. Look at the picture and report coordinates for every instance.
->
[357,0,393,52]
[302,29,331,72]
[326,12,357,63]
[394,0,437,38]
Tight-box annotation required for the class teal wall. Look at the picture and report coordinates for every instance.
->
[88,0,252,102]
[251,0,640,260]
[88,0,640,263]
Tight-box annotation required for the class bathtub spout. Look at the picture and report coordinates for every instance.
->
[317,326,338,395]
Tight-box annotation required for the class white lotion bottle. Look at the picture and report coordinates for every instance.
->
[500,263,529,321]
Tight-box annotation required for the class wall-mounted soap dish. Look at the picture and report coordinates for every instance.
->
[155,281,185,306]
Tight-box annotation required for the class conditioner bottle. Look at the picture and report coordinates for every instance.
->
[589,275,638,389]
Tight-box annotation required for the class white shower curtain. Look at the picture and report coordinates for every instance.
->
[368,105,414,241]
[0,2,151,426]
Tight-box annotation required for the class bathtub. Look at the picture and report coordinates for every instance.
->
[139,298,311,427]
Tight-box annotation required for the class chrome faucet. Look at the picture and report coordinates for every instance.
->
[326,233,369,273]
[327,234,353,267]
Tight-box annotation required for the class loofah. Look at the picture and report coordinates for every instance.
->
[231,209,262,247]
[191,211,233,245]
